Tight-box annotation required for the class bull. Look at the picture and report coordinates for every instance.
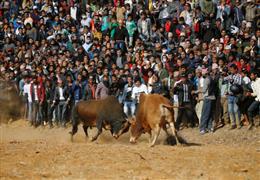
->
[129,94,181,147]
[69,96,129,142]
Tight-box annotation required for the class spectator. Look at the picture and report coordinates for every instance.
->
[95,75,110,100]
[0,0,259,132]
[122,75,135,117]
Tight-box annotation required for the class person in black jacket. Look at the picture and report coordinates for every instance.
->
[151,73,163,94]
[45,78,56,127]
[53,80,71,127]
[174,73,198,130]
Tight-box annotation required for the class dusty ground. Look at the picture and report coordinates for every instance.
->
[0,120,259,180]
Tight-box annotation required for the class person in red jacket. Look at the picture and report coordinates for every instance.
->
[29,74,46,127]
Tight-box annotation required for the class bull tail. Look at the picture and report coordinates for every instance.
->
[162,104,180,109]
[70,104,79,141]
[162,104,193,111]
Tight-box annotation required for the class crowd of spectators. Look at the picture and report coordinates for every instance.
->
[0,0,259,133]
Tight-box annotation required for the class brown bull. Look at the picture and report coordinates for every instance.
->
[70,96,129,142]
[129,94,180,147]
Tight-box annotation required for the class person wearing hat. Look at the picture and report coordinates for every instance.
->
[174,72,198,130]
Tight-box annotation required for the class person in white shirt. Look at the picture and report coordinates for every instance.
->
[53,80,70,127]
[247,71,260,129]
[131,77,148,114]
[70,4,78,21]
[23,77,32,121]
[81,14,92,28]
[194,68,205,124]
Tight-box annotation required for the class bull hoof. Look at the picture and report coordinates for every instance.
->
[91,137,97,142]
[70,136,74,142]
[150,144,155,147]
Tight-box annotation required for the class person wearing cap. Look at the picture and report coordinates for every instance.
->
[174,72,197,130]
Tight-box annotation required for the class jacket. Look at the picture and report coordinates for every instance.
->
[30,83,45,103]
[174,80,195,105]
[95,82,109,100]
[53,86,71,103]
[251,78,260,101]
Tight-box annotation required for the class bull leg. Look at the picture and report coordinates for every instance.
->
[150,124,161,147]
[91,130,102,142]
[148,131,152,143]
[163,124,170,137]
[169,122,180,146]
[83,125,89,138]
[69,126,78,142]
[91,118,103,142]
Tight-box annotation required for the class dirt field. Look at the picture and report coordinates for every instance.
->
[0,120,259,180]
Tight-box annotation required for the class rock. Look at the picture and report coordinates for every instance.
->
[19,161,26,165]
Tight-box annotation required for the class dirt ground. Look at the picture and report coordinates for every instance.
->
[0,120,259,180]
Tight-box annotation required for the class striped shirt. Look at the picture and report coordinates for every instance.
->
[183,84,190,103]
[225,73,242,95]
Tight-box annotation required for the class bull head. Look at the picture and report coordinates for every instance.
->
[129,116,142,144]
[111,117,131,139]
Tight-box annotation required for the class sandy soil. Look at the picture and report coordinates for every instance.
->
[0,120,259,180]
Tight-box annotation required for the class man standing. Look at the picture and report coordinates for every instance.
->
[95,75,110,100]
[122,75,135,117]
[30,75,40,127]
[247,71,260,130]
[53,80,70,127]
[114,20,129,52]
[194,68,205,124]
[226,64,242,129]
[83,75,96,100]
[200,69,218,134]
[174,73,197,130]
[131,77,148,114]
